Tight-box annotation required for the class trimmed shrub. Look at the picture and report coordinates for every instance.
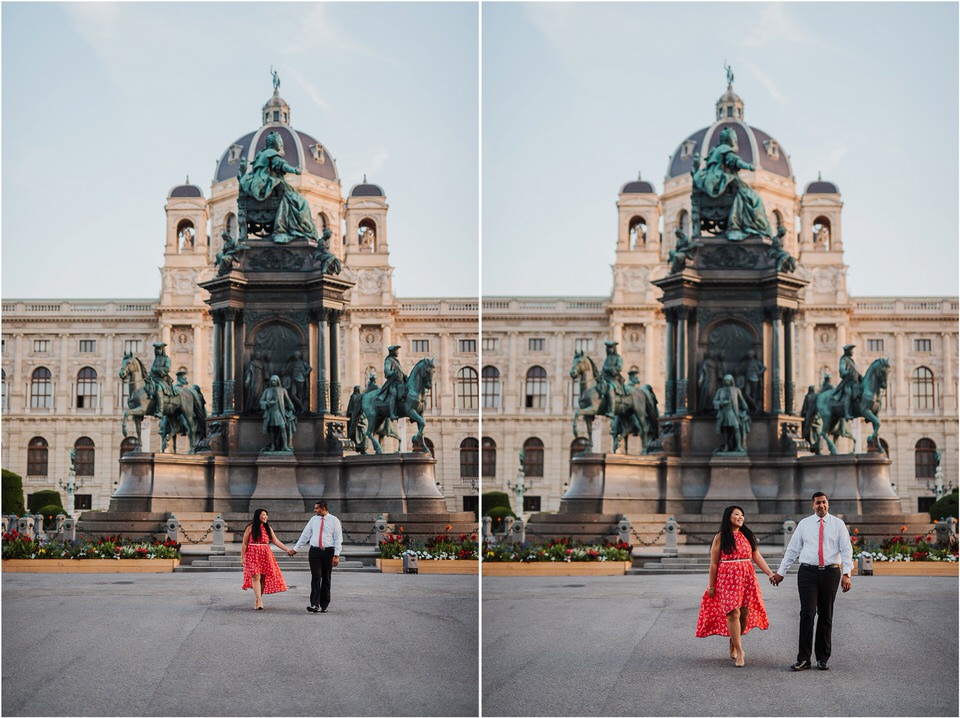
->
[481,491,512,515]
[37,504,70,530]
[929,488,959,521]
[2,469,26,516]
[28,490,64,515]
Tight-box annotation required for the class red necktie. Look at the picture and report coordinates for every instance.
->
[818,518,825,567]
[318,516,325,548]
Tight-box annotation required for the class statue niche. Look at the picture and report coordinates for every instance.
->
[244,322,310,414]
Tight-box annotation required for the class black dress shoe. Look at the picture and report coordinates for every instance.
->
[791,660,811,671]
[320,607,328,613]
[307,605,319,613]
[817,660,829,670]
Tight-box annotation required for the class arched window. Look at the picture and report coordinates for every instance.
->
[30,367,52,409]
[74,437,95,476]
[628,215,647,248]
[120,437,138,456]
[525,366,547,409]
[912,366,935,409]
[677,209,690,237]
[76,367,98,409]
[317,212,329,232]
[225,213,238,239]
[27,436,48,476]
[482,437,496,478]
[522,437,544,478]
[481,366,501,409]
[459,438,479,479]
[456,367,479,410]
[177,220,195,253]
[1,368,6,410]
[772,210,784,232]
[358,218,377,251]
[812,216,831,249]
[915,439,937,479]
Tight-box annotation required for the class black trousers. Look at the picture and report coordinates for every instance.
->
[308,546,335,609]
[797,565,841,663]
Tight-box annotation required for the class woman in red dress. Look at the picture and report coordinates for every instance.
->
[241,508,294,610]
[695,505,776,667]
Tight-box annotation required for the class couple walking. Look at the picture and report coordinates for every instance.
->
[695,492,854,670]
[240,501,343,612]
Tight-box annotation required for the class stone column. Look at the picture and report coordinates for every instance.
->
[222,309,237,414]
[329,311,341,414]
[803,320,816,390]
[676,307,689,414]
[894,331,905,412]
[316,310,328,414]
[942,332,954,413]
[192,324,203,393]
[771,308,783,414]
[212,312,223,415]
[644,323,656,386]
[664,309,677,415]
[784,310,795,414]
[506,331,518,413]
[103,333,115,416]
[349,323,361,389]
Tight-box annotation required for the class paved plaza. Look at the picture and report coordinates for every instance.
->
[482,574,958,717]
[2,572,478,717]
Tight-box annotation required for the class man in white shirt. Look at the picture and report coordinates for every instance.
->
[771,492,853,671]
[291,501,342,613]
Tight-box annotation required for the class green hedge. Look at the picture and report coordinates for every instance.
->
[929,488,958,521]
[36,504,70,530]
[27,490,64,515]
[481,491,512,515]
[486,506,516,531]
[2,469,26,516]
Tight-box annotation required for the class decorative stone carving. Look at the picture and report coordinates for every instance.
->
[357,269,384,295]
[700,244,761,269]
[248,247,306,272]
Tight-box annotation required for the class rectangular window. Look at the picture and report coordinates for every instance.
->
[914,338,932,352]
[866,339,884,353]
[33,339,50,353]
[462,494,479,515]
[458,339,477,354]
[574,338,593,353]
[528,338,545,352]
[411,339,429,353]
[523,496,542,512]
[124,339,143,355]
[481,338,499,352]
[74,494,92,511]
[79,340,97,353]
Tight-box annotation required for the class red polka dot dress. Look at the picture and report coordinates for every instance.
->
[695,531,769,637]
[242,534,288,595]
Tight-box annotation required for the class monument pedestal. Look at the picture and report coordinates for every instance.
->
[702,454,756,514]
[250,454,304,513]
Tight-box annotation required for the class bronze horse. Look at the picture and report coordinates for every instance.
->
[569,351,659,454]
[809,357,889,454]
[358,357,434,454]
[118,352,207,453]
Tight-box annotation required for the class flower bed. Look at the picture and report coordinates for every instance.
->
[482,538,632,563]
[2,531,181,561]
[379,528,478,561]
[852,532,958,563]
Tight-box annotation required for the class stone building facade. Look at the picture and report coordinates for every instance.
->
[1,82,955,518]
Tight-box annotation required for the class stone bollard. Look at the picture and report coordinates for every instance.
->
[617,516,632,546]
[1,516,9,535]
[56,514,67,536]
[18,515,35,541]
[63,517,77,542]
[211,515,226,554]
[374,515,389,545]
[34,514,46,541]
[482,516,494,544]
[509,517,526,545]
[503,516,515,541]
[782,519,797,547]
[166,515,180,544]
[663,516,678,557]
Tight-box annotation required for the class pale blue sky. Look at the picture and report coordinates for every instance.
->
[2,2,957,302]
[1,1,479,298]
[482,1,959,298]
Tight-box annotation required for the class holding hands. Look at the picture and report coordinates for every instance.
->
[769,573,783,586]
[287,548,297,557]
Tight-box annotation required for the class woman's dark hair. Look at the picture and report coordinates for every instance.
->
[249,508,272,543]
[719,505,757,555]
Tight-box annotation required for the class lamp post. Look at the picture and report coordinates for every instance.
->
[925,451,954,500]
[507,450,533,517]
[57,449,84,513]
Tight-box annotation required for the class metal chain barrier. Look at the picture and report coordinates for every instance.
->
[178,525,215,545]
[630,527,667,546]
[343,526,376,544]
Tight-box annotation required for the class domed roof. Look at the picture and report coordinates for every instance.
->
[213,87,339,185]
[350,180,385,197]
[804,178,840,194]
[621,179,656,194]
[666,83,793,181]
[168,179,203,198]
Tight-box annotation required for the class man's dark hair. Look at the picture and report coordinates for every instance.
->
[812,491,827,501]
[315,500,328,510]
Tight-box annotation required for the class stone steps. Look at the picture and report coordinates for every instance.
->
[177,544,382,572]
